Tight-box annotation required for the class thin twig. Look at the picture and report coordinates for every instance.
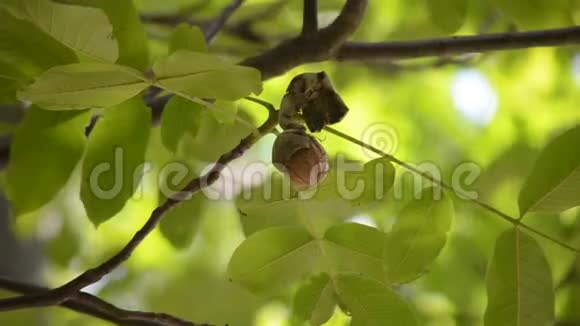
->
[322,126,580,254]
[0,276,203,326]
[204,0,244,43]
[302,0,318,35]
[141,0,287,45]
[0,105,279,311]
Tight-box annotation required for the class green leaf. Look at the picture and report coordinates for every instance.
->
[160,192,206,249]
[484,228,554,326]
[335,273,417,326]
[18,63,148,110]
[170,24,207,53]
[6,108,90,215]
[64,0,149,70]
[178,108,254,162]
[384,187,454,284]
[315,157,396,206]
[160,96,203,153]
[211,100,239,125]
[354,157,397,204]
[228,226,320,293]
[0,0,118,62]
[293,273,336,325]
[0,9,77,76]
[518,125,580,216]
[426,0,467,33]
[80,97,151,226]
[489,0,570,29]
[237,157,396,235]
[323,223,387,282]
[152,50,262,101]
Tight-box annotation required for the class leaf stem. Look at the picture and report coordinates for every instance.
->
[322,126,580,254]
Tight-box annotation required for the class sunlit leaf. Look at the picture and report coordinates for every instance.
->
[237,157,396,235]
[351,157,397,204]
[211,100,239,125]
[426,0,467,33]
[0,0,118,62]
[335,273,417,326]
[293,273,336,325]
[180,108,254,162]
[6,108,90,215]
[160,192,206,249]
[170,24,207,53]
[160,96,203,153]
[484,227,554,326]
[323,223,387,282]
[0,9,76,76]
[152,50,262,101]
[518,125,580,216]
[18,63,148,110]
[228,226,320,293]
[64,0,148,70]
[80,97,151,226]
[384,187,454,284]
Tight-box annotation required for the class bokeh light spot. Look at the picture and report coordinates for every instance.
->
[451,69,498,126]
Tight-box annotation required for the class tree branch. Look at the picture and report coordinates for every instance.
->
[335,26,580,60]
[0,276,205,326]
[0,4,368,312]
[301,0,318,35]
[0,100,279,312]
[241,0,368,79]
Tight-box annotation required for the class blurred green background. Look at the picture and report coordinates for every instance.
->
[1,0,580,325]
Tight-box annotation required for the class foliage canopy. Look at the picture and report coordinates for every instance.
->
[0,1,579,326]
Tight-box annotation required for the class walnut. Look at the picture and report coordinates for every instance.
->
[272,129,329,188]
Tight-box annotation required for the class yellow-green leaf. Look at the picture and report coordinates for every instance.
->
[170,24,207,53]
[0,0,118,62]
[80,97,151,226]
[0,9,77,76]
[323,223,387,282]
[384,187,454,284]
[228,226,319,293]
[484,227,554,326]
[519,125,580,216]
[6,108,90,215]
[293,273,336,325]
[153,50,262,101]
[335,273,417,326]
[160,96,203,153]
[160,192,206,249]
[18,63,148,110]
[65,0,149,70]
